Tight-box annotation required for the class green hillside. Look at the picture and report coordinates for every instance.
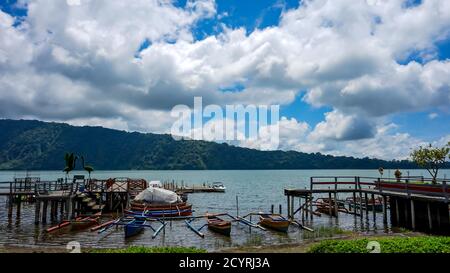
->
[0,119,420,170]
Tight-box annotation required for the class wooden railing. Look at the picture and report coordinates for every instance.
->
[310,176,449,201]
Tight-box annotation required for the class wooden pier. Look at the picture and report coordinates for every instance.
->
[1,176,147,224]
[285,176,450,234]
[162,181,225,193]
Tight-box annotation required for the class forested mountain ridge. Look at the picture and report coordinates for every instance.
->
[0,119,423,170]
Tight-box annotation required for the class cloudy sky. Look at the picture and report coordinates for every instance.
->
[0,0,449,160]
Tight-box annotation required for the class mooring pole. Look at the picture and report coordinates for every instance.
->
[236,195,239,217]
[371,194,376,221]
[290,195,294,220]
[42,200,48,224]
[35,200,41,225]
[286,195,290,219]
[410,199,415,230]
[427,202,432,231]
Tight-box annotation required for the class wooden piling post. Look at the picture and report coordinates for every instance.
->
[236,195,239,217]
[16,198,21,218]
[309,194,313,220]
[358,178,363,220]
[410,199,415,230]
[35,200,41,225]
[364,193,369,217]
[427,202,432,231]
[305,196,309,218]
[50,201,55,221]
[394,198,399,225]
[65,199,73,220]
[271,204,274,214]
[286,195,290,218]
[371,194,376,221]
[8,195,13,219]
[333,192,338,218]
[352,191,356,213]
[71,199,76,219]
[383,196,387,224]
[60,200,64,216]
[279,204,282,215]
[290,195,294,220]
[42,200,48,223]
[298,197,302,218]
[328,192,332,216]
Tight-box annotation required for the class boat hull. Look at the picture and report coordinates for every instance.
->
[207,216,231,236]
[130,202,192,212]
[377,181,450,195]
[70,219,99,231]
[124,220,145,238]
[125,208,193,218]
[258,215,290,233]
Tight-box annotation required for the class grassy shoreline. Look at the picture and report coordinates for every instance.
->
[2,231,447,253]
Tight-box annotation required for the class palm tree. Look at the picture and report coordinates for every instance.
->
[81,156,94,180]
[63,153,78,180]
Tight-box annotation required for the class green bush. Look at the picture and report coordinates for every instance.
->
[89,246,207,253]
[308,236,450,253]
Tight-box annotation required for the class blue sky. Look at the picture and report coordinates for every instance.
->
[0,0,449,159]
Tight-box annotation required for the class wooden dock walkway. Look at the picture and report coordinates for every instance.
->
[0,176,148,224]
[162,181,225,193]
[285,176,450,234]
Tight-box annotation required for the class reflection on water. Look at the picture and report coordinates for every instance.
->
[1,169,448,251]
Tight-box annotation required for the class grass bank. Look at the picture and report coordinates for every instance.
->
[308,236,450,253]
[88,246,206,253]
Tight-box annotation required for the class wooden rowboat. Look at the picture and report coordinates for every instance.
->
[124,207,193,218]
[46,213,101,233]
[124,218,146,238]
[130,202,192,212]
[258,214,290,233]
[207,215,231,236]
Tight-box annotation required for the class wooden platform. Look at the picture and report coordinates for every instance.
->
[284,176,450,234]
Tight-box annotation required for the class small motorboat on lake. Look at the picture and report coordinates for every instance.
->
[212,182,226,192]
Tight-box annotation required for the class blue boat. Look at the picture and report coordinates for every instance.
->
[125,208,193,218]
[124,218,146,238]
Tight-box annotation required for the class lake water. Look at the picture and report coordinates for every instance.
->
[1,169,449,251]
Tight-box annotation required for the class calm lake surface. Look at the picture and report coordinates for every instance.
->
[1,169,449,251]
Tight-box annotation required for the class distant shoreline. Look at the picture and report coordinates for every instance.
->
[1,168,449,172]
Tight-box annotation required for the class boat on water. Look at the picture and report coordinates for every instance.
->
[315,198,348,216]
[130,201,192,211]
[346,197,383,212]
[125,207,193,217]
[258,213,290,232]
[206,214,231,236]
[212,182,226,192]
[46,213,101,233]
[124,218,146,238]
[128,185,193,217]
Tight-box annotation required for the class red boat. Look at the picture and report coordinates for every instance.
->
[130,201,192,212]
[46,213,101,233]
[124,208,193,217]
[206,214,231,236]
[376,181,450,195]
